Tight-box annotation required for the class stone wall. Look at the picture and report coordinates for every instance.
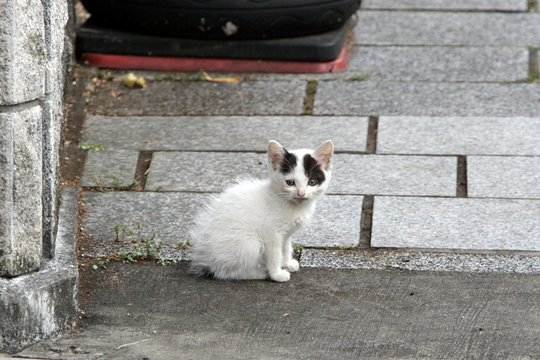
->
[0,0,78,353]
[0,0,71,276]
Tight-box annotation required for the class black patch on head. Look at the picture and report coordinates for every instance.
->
[280,150,297,174]
[303,154,326,185]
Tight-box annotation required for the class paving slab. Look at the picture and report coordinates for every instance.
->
[377,117,540,155]
[296,195,362,248]
[315,81,540,117]
[333,154,456,196]
[83,116,368,151]
[371,196,540,251]
[146,152,268,192]
[362,0,528,11]
[355,11,540,46]
[468,156,540,199]
[80,150,138,188]
[81,192,362,251]
[348,46,528,82]
[18,263,540,360]
[301,249,540,274]
[87,80,305,116]
[81,192,206,246]
[146,152,456,196]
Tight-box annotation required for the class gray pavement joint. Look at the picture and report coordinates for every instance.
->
[529,47,540,81]
[366,116,379,154]
[134,151,153,190]
[359,195,374,248]
[456,156,468,198]
[302,80,318,115]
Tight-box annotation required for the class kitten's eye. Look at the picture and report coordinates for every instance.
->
[308,179,318,186]
[285,179,295,186]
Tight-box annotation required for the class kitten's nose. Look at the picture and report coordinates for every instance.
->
[297,188,306,198]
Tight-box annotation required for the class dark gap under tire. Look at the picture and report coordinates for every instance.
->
[80,0,362,39]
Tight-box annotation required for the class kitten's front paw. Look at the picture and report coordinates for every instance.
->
[269,269,290,282]
[287,259,300,272]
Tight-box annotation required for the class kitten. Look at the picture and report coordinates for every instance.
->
[189,140,334,282]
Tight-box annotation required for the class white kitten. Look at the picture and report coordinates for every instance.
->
[189,140,333,282]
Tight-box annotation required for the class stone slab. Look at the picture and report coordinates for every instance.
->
[468,156,540,199]
[81,192,204,246]
[87,80,305,116]
[0,106,43,276]
[81,150,139,188]
[362,0,528,11]
[355,11,540,46]
[41,0,70,258]
[296,195,362,248]
[147,153,455,196]
[146,152,268,192]
[372,196,540,251]
[314,82,540,117]
[377,117,540,155]
[81,192,361,251]
[0,187,78,353]
[348,46,528,82]
[0,0,46,105]
[332,154,456,196]
[83,116,368,152]
[301,249,540,274]
[42,100,65,258]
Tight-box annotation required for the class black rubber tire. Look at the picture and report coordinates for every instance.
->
[80,0,362,39]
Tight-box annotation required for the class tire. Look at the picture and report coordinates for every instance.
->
[81,0,362,39]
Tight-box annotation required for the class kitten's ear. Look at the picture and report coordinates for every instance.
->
[268,140,285,171]
[314,140,334,170]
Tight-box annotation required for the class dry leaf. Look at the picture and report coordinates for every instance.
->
[201,71,243,84]
[123,73,146,88]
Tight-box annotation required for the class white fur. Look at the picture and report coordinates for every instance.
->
[190,140,333,282]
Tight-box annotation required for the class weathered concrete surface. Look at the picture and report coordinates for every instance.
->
[315,81,540,117]
[468,156,540,199]
[372,197,540,251]
[0,188,79,353]
[377,116,540,155]
[81,150,138,188]
[18,263,540,359]
[87,80,305,116]
[355,11,540,46]
[0,106,43,276]
[0,0,46,105]
[349,46,529,82]
[83,116,368,152]
[362,0,528,11]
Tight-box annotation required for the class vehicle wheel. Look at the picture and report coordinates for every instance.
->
[80,0,362,39]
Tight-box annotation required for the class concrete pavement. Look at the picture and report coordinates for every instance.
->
[17,263,540,360]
